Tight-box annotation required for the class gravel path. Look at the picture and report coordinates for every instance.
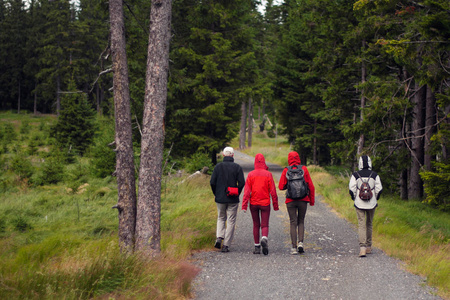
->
[191,151,441,300]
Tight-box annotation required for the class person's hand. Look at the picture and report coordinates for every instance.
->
[242,209,247,213]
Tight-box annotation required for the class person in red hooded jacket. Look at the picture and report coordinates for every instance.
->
[242,153,279,255]
[278,151,315,255]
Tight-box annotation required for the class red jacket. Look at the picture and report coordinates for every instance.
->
[242,153,279,211]
[278,151,315,206]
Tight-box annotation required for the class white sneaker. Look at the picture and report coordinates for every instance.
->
[297,242,304,253]
[290,247,298,255]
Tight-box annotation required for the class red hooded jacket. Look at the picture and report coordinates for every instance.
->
[242,153,279,211]
[278,151,315,206]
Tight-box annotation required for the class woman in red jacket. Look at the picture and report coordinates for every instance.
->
[242,153,279,255]
[278,151,315,255]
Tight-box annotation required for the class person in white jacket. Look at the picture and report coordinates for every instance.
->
[349,155,383,257]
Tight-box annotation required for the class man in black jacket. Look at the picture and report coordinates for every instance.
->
[210,147,245,252]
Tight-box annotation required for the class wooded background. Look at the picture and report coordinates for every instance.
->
[0,0,449,209]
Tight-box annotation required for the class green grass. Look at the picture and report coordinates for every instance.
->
[0,112,214,299]
[311,169,450,299]
[1,112,449,299]
[231,131,292,166]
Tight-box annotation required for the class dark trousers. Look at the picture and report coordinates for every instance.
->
[250,204,271,244]
[286,200,308,247]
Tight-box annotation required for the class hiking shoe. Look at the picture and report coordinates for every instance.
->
[290,247,298,255]
[221,245,229,253]
[253,245,261,254]
[366,247,372,254]
[261,237,269,255]
[297,242,304,254]
[214,237,223,249]
[359,247,366,257]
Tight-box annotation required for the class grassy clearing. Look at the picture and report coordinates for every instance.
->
[310,168,450,299]
[0,172,214,299]
[231,131,292,166]
[0,111,216,299]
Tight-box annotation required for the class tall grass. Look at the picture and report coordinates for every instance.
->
[310,168,450,299]
[0,112,215,299]
[0,172,213,299]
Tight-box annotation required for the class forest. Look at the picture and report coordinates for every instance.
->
[0,0,449,209]
[0,0,449,298]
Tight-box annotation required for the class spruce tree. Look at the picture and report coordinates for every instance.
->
[50,81,97,155]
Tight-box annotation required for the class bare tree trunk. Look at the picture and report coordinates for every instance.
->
[239,100,247,149]
[135,0,172,258]
[247,97,253,148]
[17,80,21,114]
[110,0,137,253]
[408,82,426,199]
[56,75,61,116]
[444,104,450,161]
[313,118,317,165]
[96,83,101,114]
[357,44,366,156]
[400,67,410,199]
[34,82,37,115]
[424,85,436,171]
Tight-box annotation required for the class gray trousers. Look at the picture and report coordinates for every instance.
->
[356,207,375,247]
[216,203,239,247]
[286,200,308,247]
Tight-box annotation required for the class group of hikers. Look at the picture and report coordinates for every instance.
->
[209,147,383,257]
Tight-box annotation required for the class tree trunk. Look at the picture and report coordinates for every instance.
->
[424,85,436,171]
[408,82,426,199]
[357,43,366,156]
[56,75,61,116]
[96,83,101,114]
[239,100,247,149]
[135,0,172,258]
[444,104,450,161]
[17,80,21,114]
[34,82,37,115]
[313,118,317,165]
[247,97,252,148]
[110,0,137,253]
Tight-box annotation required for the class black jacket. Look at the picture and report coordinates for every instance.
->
[210,156,245,203]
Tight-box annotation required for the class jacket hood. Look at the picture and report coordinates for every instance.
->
[288,151,301,166]
[358,155,372,170]
[254,153,268,170]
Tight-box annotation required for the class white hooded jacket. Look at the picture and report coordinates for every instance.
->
[348,156,383,210]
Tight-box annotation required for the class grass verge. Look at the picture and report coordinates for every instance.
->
[0,173,215,299]
[310,167,450,299]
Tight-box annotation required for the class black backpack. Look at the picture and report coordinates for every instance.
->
[357,172,373,201]
[285,165,309,199]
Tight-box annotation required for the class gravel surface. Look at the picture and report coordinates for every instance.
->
[191,151,441,300]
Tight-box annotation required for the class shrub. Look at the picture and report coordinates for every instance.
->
[1,123,17,141]
[90,122,116,178]
[183,152,213,174]
[421,162,450,211]
[20,120,31,135]
[50,82,97,155]
[38,156,65,185]
[10,154,33,179]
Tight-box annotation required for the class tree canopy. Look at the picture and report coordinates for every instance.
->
[0,0,448,209]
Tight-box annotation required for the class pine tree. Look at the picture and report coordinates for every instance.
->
[50,81,97,155]
[167,0,260,163]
